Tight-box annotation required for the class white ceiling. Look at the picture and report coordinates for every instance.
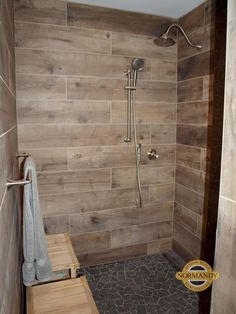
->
[71,0,206,18]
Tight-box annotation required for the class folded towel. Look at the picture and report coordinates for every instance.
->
[22,157,53,286]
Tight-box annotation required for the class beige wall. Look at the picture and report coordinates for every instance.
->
[15,0,177,265]
[173,0,216,261]
[211,0,236,312]
[0,0,22,313]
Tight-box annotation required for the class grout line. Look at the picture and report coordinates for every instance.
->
[15,72,177,84]
[220,196,236,205]
[0,125,17,139]
[15,46,176,63]
[0,187,7,213]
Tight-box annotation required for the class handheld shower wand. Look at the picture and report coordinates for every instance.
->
[124,58,144,208]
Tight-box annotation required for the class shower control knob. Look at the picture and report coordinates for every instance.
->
[147,149,159,160]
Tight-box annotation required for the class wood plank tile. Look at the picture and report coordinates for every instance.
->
[176,144,201,170]
[18,124,150,149]
[0,78,16,135]
[200,148,210,172]
[40,187,149,216]
[78,243,147,266]
[178,78,203,102]
[15,49,151,80]
[0,136,7,202]
[177,101,209,124]
[9,54,15,95]
[112,32,177,60]
[67,77,176,102]
[70,231,111,255]
[151,124,176,144]
[37,168,110,195]
[111,221,172,248]
[147,238,172,255]
[176,165,205,195]
[67,3,176,37]
[141,144,175,165]
[175,183,204,215]
[43,215,69,234]
[68,144,175,170]
[178,51,211,81]
[173,221,201,257]
[178,25,212,60]
[203,74,214,101]
[211,197,236,313]
[68,77,125,101]
[174,202,197,234]
[149,183,174,204]
[172,239,196,262]
[17,100,111,124]
[151,60,176,81]
[112,101,176,124]
[68,145,135,169]
[70,203,173,234]
[0,26,9,85]
[0,0,14,57]
[177,124,207,148]
[26,149,68,172]
[112,165,175,188]
[179,3,205,34]
[15,21,111,54]
[16,74,66,100]
[0,131,17,207]
[14,0,66,25]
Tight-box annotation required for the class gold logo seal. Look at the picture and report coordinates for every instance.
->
[176,260,219,292]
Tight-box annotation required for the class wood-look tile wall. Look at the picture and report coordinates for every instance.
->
[174,1,215,261]
[15,0,177,265]
[0,0,22,313]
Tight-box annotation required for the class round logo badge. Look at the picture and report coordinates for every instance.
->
[176,260,219,292]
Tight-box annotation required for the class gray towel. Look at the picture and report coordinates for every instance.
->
[22,157,53,286]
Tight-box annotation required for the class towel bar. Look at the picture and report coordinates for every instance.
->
[6,178,31,187]
[16,152,30,158]
[6,161,32,187]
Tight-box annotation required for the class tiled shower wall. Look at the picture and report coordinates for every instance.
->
[211,0,236,312]
[15,1,177,265]
[0,0,22,313]
[174,1,216,261]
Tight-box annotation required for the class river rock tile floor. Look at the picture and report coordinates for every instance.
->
[81,251,199,314]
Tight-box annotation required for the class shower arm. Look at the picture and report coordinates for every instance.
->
[164,23,202,49]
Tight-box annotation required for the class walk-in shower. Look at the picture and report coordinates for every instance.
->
[154,23,202,49]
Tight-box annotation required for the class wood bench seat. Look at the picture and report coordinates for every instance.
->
[46,233,80,281]
[27,277,99,314]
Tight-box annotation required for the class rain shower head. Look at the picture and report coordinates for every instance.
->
[154,35,176,47]
[131,58,144,72]
[154,23,202,50]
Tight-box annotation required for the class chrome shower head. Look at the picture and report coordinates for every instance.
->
[154,23,202,50]
[131,58,144,72]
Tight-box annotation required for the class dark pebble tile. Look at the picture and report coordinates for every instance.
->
[81,251,199,314]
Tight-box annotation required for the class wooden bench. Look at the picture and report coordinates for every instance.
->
[46,233,80,281]
[27,277,99,314]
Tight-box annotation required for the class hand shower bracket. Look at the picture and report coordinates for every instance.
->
[125,86,137,90]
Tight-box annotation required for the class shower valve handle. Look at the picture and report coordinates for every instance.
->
[147,149,159,160]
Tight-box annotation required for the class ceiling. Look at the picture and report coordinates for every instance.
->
[70,0,206,18]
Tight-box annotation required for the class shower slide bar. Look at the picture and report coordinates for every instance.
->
[5,152,31,187]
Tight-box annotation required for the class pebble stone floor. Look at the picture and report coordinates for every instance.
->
[81,251,199,314]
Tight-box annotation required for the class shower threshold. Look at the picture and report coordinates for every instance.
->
[81,251,200,314]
